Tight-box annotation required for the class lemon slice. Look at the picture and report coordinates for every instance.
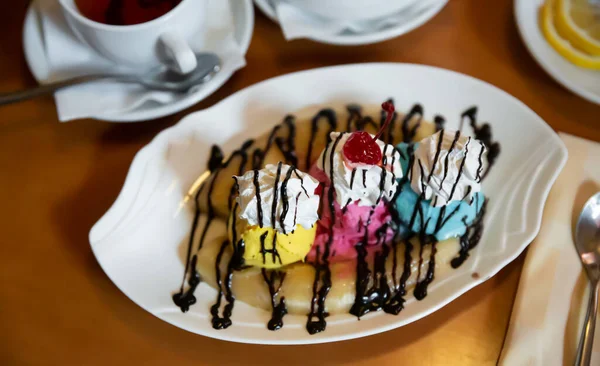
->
[541,0,600,70]
[555,0,600,56]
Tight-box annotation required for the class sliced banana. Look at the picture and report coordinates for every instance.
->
[194,220,460,315]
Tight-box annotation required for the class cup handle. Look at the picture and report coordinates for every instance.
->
[159,32,197,75]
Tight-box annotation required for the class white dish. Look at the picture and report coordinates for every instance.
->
[90,63,567,344]
[254,0,447,46]
[22,0,254,122]
[514,0,600,105]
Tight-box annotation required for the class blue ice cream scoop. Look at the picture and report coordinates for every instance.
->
[394,143,484,241]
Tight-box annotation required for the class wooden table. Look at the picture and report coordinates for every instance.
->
[1,1,599,365]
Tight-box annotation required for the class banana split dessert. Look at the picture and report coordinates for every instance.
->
[172,100,500,334]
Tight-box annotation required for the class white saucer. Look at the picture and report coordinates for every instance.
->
[254,0,447,46]
[22,0,254,122]
[515,0,600,105]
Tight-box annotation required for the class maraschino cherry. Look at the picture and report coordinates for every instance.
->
[342,101,395,165]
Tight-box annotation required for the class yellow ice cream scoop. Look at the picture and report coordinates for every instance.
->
[230,163,321,269]
[230,210,316,269]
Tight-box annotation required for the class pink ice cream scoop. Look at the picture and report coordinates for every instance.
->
[307,104,401,263]
[307,166,395,263]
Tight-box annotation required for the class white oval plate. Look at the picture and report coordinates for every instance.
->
[514,0,600,105]
[89,63,567,344]
[22,0,254,122]
[254,0,447,46]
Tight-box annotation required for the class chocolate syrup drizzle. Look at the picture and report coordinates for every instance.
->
[451,196,488,268]
[262,269,288,330]
[434,116,445,132]
[172,101,500,334]
[172,145,225,312]
[401,105,424,143]
[306,132,345,334]
[460,107,501,180]
[307,109,337,170]
[211,240,234,329]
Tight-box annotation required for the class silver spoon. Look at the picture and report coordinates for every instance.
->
[574,192,600,366]
[0,52,221,106]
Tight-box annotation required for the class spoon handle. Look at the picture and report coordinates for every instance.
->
[576,280,599,366]
[0,74,113,106]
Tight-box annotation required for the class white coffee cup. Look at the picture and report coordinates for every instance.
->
[58,0,205,74]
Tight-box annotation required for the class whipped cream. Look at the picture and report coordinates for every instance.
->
[411,129,487,207]
[234,163,320,233]
[316,132,403,207]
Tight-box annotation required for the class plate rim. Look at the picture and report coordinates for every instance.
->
[253,0,448,46]
[89,62,568,344]
[22,0,255,122]
[514,0,600,105]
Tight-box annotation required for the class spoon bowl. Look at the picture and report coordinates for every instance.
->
[575,192,600,279]
[574,192,600,366]
[140,53,222,92]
